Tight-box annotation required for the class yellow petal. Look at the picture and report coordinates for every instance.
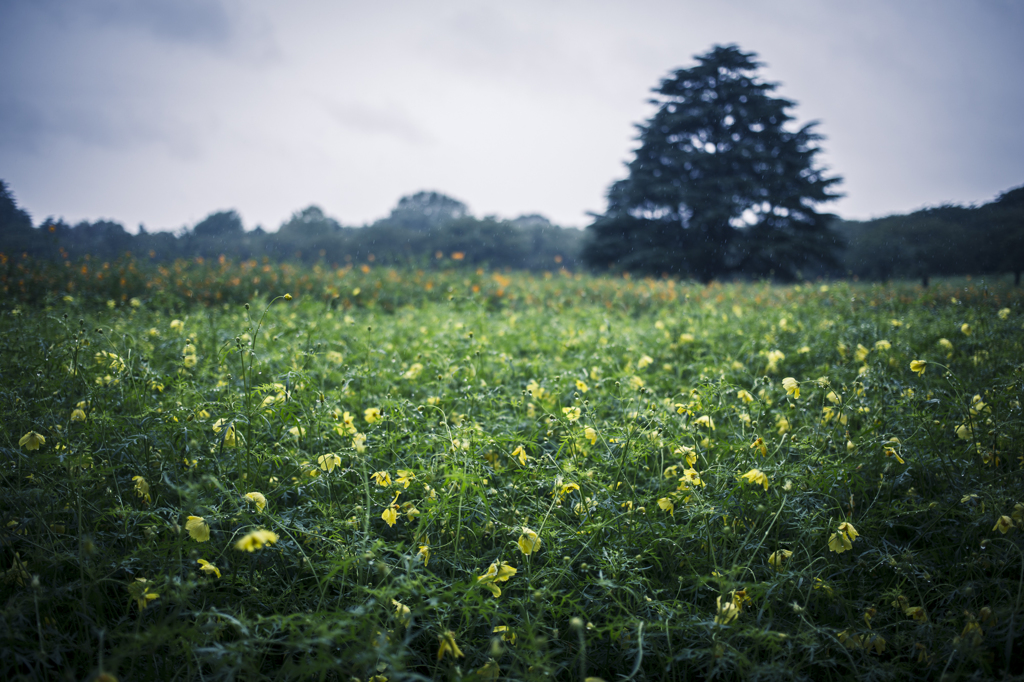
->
[185,516,210,542]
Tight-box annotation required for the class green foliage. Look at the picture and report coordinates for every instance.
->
[0,182,583,274]
[2,263,1023,681]
[837,184,1024,285]
[584,45,843,282]
[192,210,245,239]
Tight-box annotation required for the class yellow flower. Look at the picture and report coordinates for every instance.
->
[874,339,891,351]
[317,453,342,472]
[244,492,267,512]
[132,475,152,504]
[768,549,793,570]
[938,337,954,353]
[657,497,674,516]
[352,432,367,453]
[477,561,517,597]
[628,375,645,390]
[909,360,926,376]
[437,630,464,661]
[493,625,516,644]
[883,447,905,464]
[854,344,870,362]
[715,595,740,625]
[740,469,769,491]
[826,390,841,404]
[234,529,278,551]
[678,467,705,490]
[127,578,159,612]
[382,505,398,528]
[371,470,392,487]
[828,521,859,553]
[674,445,697,467]
[782,377,800,399]
[776,416,790,435]
[955,424,972,441]
[18,431,46,451]
[70,408,87,422]
[556,481,581,501]
[213,419,237,447]
[402,362,424,380]
[765,349,785,373]
[364,407,381,424]
[737,389,754,404]
[197,559,221,578]
[575,379,589,393]
[511,445,528,465]
[993,515,1015,534]
[288,425,305,439]
[392,599,411,625]
[417,538,431,566]
[695,415,715,430]
[637,354,654,369]
[283,293,293,300]
[998,307,1010,320]
[186,516,210,542]
[562,406,581,422]
[525,379,546,400]
[584,427,597,445]
[961,323,971,336]
[518,527,542,555]
[170,319,184,332]
[396,469,416,488]
[904,606,928,623]
[750,437,767,457]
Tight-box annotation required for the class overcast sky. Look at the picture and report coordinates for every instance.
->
[2,0,1023,232]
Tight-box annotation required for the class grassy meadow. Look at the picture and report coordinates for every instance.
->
[2,257,1023,681]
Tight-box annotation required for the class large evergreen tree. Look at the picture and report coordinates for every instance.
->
[584,45,843,281]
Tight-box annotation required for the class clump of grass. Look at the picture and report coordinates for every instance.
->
[1,269,1023,681]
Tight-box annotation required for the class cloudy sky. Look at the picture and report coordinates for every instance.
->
[2,1,1022,232]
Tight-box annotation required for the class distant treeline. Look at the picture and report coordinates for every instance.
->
[835,185,1024,285]
[2,180,1022,283]
[0,186,583,272]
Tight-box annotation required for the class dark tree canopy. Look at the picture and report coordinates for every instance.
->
[1,179,33,234]
[278,206,342,237]
[583,44,843,281]
[388,191,468,230]
[192,210,244,239]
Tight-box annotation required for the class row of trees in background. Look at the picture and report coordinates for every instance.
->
[836,186,1024,285]
[3,177,1022,283]
[0,186,583,271]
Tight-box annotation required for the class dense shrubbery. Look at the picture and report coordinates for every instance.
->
[0,182,583,274]
[2,261,1023,681]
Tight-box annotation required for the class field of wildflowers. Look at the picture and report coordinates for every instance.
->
[2,258,1023,681]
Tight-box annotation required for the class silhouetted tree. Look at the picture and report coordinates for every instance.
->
[584,45,843,282]
[193,210,244,238]
[1,180,33,234]
[387,191,468,230]
[987,186,1024,285]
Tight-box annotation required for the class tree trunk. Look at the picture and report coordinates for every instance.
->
[1015,270,1021,287]
[921,273,929,288]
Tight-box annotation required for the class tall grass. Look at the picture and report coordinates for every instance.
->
[2,262,1022,681]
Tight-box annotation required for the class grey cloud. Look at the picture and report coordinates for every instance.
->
[38,0,232,48]
[326,101,434,146]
